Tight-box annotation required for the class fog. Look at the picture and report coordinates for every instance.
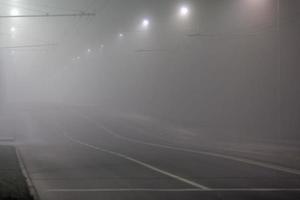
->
[1,0,300,141]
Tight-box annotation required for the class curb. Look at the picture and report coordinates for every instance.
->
[15,147,40,200]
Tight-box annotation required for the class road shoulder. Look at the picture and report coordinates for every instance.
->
[0,145,35,200]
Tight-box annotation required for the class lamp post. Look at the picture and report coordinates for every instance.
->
[277,0,281,139]
[0,57,3,113]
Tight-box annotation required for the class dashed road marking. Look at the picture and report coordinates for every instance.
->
[99,125,300,176]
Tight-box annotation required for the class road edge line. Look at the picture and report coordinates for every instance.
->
[16,146,40,200]
[46,187,300,192]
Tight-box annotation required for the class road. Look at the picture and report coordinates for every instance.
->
[14,107,300,200]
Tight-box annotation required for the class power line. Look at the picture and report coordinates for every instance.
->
[0,0,82,13]
[0,43,57,49]
[0,12,95,19]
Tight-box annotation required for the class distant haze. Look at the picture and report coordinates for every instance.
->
[1,0,300,140]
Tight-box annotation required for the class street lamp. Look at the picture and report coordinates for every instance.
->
[142,19,150,29]
[10,27,16,33]
[10,9,19,16]
[179,6,189,17]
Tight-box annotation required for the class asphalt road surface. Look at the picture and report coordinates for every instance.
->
[15,108,300,200]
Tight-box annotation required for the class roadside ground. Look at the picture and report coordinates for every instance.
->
[0,145,34,200]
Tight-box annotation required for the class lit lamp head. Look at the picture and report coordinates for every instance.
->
[10,27,16,33]
[179,6,189,17]
[142,19,150,29]
[10,9,19,16]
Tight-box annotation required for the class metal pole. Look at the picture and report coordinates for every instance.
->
[0,58,3,113]
[277,0,281,139]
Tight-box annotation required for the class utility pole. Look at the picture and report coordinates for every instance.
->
[0,57,3,113]
[277,0,281,140]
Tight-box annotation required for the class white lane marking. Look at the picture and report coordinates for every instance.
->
[63,133,210,190]
[47,188,300,192]
[100,125,300,176]
[47,188,202,192]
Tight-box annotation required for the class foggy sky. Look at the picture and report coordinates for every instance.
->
[1,0,300,140]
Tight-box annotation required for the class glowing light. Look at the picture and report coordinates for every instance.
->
[10,27,16,33]
[119,33,124,37]
[10,9,19,16]
[243,0,269,10]
[179,6,189,17]
[87,49,91,53]
[142,19,150,28]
